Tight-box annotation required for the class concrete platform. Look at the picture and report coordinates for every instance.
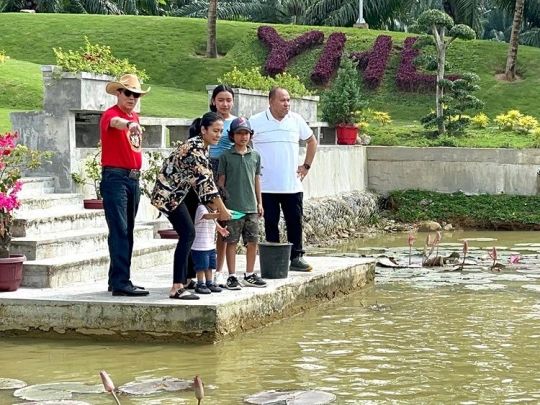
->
[0,256,375,343]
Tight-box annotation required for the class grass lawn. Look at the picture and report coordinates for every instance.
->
[369,122,535,148]
[1,13,540,146]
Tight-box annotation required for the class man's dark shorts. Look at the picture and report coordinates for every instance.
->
[223,213,259,244]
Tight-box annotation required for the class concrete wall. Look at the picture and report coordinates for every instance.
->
[206,86,320,122]
[301,145,367,199]
[367,146,540,196]
[70,145,368,222]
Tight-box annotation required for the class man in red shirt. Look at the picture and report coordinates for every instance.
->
[100,74,151,296]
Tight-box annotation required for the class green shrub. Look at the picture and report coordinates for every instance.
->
[53,36,149,81]
[218,66,313,98]
[321,57,367,127]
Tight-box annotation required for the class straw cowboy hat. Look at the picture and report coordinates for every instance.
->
[106,74,151,96]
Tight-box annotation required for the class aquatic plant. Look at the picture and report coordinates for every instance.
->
[422,234,433,266]
[489,246,497,267]
[100,371,121,405]
[433,231,441,257]
[194,375,204,405]
[407,234,415,265]
[509,254,521,264]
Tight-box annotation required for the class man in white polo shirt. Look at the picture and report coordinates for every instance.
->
[249,87,318,271]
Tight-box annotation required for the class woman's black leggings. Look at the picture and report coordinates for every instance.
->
[167,203,196,284]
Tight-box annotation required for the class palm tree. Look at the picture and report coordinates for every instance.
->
[206,0,217,57]
[0,0,166,14]
[305,0,415,28]
[505,0,525,80]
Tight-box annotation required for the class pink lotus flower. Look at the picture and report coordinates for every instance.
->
[509,255,521,264]
[194,375,204,404]
[462,240,468,255]
[433,231,441,246]
[425,234,431,246]
[408,235,415,246]
[100,371,121,405]
[489,247,498,261]
[100,371,115,392]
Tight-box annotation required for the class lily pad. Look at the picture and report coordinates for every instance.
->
[464,284,507,291]
[118,378,192,395]
[244,390,336,404]
[0,378,27,390]
[461,238,497,242]
[522,285,540,293]
[15,400,92,405]
[13,383,104,401]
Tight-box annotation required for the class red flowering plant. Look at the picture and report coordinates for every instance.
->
[0,132,52,258]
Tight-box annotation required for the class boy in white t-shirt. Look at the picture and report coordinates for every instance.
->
[191,199,230,294]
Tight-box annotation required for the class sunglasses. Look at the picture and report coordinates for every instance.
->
[121,89,141,99]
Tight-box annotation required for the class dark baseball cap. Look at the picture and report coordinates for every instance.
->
[229,117,253,134]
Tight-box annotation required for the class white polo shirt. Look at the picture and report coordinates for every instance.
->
[249,109,313,193]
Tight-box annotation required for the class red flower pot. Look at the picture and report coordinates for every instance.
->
[0,254,26,292]
[336,124,358,145]
[158,229,179,239]
[84,199,104,209]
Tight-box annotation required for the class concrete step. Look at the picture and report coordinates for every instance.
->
[19,177,56,196]
[11,225,155,260]
[12,208,107,237]
[17,193,83,212]
[21,239,178,288]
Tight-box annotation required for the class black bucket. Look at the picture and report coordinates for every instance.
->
[259,242,292,279]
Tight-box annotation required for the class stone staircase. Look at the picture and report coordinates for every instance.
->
[11,177,177,288]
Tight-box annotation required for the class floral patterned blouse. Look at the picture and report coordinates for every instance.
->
[150,136,219,215]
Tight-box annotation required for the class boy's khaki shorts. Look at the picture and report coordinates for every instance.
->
[223,213,259,244]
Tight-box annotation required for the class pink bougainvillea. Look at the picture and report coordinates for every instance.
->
[0,132,51,258]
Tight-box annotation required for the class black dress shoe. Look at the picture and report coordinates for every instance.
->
[108,282,146,292]
[112,285,150,296]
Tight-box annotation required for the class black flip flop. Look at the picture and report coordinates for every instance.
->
[169,288,200,300]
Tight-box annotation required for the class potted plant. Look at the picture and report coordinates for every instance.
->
[0,131,52,292]
[42,36,149,113]
[71,144,102,209]
[321,57,368,145]
[209,66,320,122]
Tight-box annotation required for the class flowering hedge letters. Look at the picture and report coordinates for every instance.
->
[257,26,457,92]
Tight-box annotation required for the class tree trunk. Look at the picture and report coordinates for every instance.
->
[505,0,525,81]
[435,28,446,135]
[206,0,218,58]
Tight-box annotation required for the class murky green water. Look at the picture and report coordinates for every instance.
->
[1,231,540,404]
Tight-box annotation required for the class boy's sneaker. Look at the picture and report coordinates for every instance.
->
[207,283,222,293]
[290,256,313,272]
[213,271,227,288]
[226,275,242,290]
[241,273,267,288]
[195,284,211,294]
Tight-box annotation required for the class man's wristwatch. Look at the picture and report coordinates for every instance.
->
[126,121,134,129]
[303,163,311,170]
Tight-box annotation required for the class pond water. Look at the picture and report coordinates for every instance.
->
[1,230,540,404]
